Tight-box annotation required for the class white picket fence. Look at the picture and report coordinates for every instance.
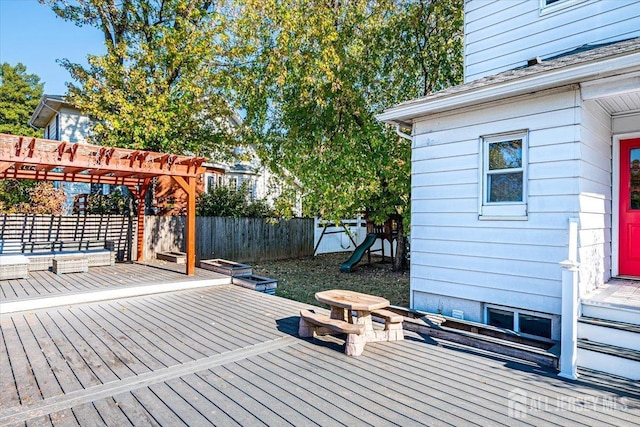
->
[313,217,395,257]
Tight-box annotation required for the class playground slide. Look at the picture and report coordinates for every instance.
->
[340,233,377,273]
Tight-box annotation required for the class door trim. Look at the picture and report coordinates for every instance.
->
[613,132,640,278]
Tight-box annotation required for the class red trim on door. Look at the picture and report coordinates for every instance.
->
[619,138,640,277]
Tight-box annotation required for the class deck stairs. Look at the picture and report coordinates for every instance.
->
[577,285,640,380]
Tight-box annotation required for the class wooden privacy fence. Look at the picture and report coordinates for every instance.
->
[0,214,136,260]
[145,216,314,263]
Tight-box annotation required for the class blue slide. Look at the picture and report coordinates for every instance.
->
[340,233,378,273]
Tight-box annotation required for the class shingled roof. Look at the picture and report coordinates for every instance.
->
[378,37,640,125]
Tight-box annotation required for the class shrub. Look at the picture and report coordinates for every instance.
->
[197,182,274,218]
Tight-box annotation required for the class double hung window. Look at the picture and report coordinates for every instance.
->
[480,131,528,218]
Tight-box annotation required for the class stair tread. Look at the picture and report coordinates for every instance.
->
[579,316,640,333]
[577,339,640,362]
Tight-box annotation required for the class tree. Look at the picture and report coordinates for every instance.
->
[197,182,274,217]
[0,180,66,215]
[229,0,463,269]
[0,63,43,136]
[41,0,239,158]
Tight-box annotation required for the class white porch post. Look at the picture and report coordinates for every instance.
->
[558,218,580,380]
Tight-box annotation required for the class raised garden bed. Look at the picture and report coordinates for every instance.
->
[156,251,186,264]
[232,274,277,295]
[199,259,252,276]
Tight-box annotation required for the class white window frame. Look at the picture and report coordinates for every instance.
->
[539,0,587,16]
[479,131,528,220]
[228,177,238,190]
[485,304,556,340]
[205,173,217,192]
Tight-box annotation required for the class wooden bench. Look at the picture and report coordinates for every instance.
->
[299,309,367,356]
[372,308,405,341]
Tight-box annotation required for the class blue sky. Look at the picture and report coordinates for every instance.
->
[0,0,105,95]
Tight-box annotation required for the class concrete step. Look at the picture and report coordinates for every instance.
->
[577,339,640,380]
[578,317,640,351]
[581,301,640,326]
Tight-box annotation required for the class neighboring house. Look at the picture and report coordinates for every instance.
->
[378,0,640,346]
[28,95,104,211]
[28,95,299,215]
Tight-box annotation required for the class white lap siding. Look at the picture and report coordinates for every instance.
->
[577,100,612,297]
[464,0,640,82]
[411,87,582,323]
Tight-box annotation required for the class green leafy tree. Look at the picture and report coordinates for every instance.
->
[229,0,463,269]
[41,0,239,157]
[197,182,274,217]
[0,62,43,136]
[0,180,66,215]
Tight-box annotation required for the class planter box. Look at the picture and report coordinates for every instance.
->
[156,251,186,264]
[199,259,252,276]
[232,274,277,295]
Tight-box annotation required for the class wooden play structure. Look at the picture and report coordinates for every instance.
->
[364,216,399,265]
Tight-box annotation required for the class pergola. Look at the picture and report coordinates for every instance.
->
[0,133,206,275]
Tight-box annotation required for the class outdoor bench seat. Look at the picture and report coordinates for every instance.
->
[17,240,116,271]
[299,309,366,356]
[371,308,405,341]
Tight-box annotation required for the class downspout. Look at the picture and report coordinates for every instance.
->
[395,123,412,141]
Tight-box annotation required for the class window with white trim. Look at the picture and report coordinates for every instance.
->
[480,131,528,218]
[539,0,586,15]
[486,305,555,339]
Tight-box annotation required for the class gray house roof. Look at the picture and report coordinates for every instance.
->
[28,94,73,128]
[378,37,640,126]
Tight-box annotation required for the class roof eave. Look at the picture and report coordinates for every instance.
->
[377,51,640,126]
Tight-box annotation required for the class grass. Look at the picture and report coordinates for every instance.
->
[252,252,410,308]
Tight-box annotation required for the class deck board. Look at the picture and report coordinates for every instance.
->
[110,392,159,426]
[163,377,242,427]
[2,281,639,426]
[10,316,65,401]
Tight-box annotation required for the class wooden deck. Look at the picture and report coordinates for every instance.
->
[1,276,639,426]
[0,262,230,314]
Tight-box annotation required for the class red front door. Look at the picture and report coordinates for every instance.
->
[619,138,640,277]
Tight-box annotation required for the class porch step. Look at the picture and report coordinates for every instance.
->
[577,317,640,351]
[581,301,640,326]
[577,339,640,380]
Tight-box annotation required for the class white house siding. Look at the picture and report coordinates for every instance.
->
[58,107,91,143]
[464,0,640,82]
[577,99,612,297]
[411,87,582,328]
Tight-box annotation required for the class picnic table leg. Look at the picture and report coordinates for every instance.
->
[354,310,377,341]
[330,306,347,322]
[345,333,365,356]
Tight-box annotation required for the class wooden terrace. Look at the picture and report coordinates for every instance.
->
[1,265,639,426]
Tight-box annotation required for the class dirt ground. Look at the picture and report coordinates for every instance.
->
[252,252,410,308]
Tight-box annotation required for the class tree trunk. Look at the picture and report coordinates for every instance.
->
[393,219,407,271]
